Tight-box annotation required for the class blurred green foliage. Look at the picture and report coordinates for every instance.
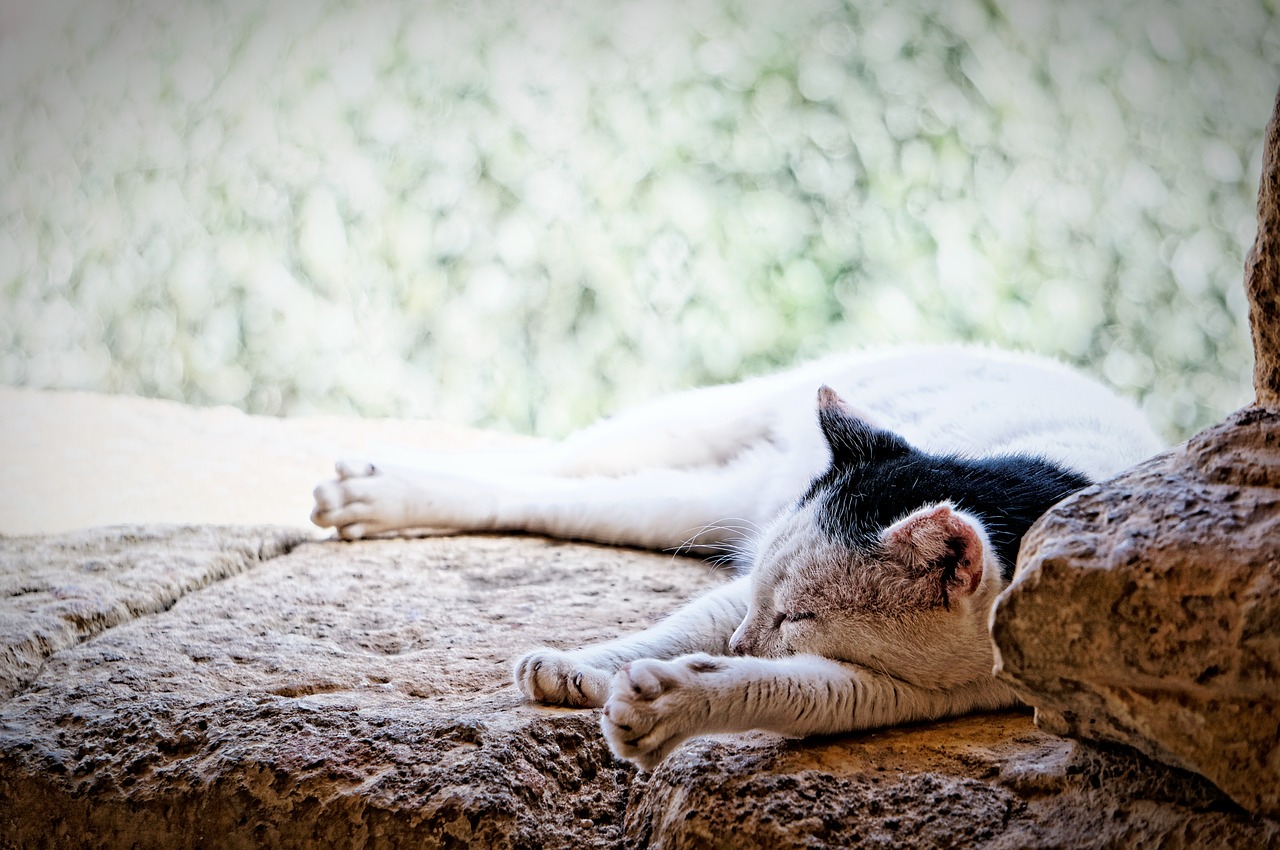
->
[0,0,1276,440]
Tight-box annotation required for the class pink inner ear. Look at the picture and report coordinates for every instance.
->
[888,505,985,596]
[955,546,983,596]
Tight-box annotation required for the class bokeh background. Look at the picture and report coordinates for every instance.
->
[1,0,1276,442]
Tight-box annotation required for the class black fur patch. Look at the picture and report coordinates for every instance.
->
[803,419,1091,581]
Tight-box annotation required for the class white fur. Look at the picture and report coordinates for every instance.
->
[601,652,1020,771]
[312,346,1160,550]
[312,345,1164,769]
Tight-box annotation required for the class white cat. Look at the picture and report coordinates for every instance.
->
[312,346,1162,770]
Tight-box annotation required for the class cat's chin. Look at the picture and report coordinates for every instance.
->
[751,638,825,661]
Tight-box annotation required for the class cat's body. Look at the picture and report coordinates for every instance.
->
[312,346,1163,769]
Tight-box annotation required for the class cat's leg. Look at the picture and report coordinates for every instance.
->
[601,653,1021,770]
[514,576,750,708]
[540,377,803,477]
[313,443,813,550]
[333,444,559,479]
[328,369,821,491]
[311,379,810,540]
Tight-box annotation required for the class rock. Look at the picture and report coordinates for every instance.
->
[0,384,541,535]
[992,86,1280,820]
[0,527,722,849]
[631,718,1274,850]
[1247,88,1280,408]
[3,525,1277,848]
[992,410,1280,818]
[0,525,307,701]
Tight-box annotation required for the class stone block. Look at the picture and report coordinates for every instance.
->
[3,526,1275,848]
[993,408,1280,818]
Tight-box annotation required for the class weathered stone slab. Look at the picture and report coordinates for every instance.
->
[629,717,1274,849]
[3,526,1276,848]
[0,528,722,849]
[0,525,307,700]
[0,384,541,535]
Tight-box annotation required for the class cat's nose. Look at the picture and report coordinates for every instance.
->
[728,623,752,656]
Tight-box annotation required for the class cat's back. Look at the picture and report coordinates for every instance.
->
[781,346,1164,481]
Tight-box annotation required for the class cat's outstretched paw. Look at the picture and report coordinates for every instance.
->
[311,458,499,540]
[514,648,611,708]
[312,458,405,539]
[601,655,720,771]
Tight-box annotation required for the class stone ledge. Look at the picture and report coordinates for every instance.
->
[2,525,1275,849]
[0,525,308,701]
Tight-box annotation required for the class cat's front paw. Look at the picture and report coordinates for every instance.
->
[514,648,611,708]
[601,655,720,771]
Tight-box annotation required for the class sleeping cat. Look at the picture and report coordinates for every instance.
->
[312,346,1163,770]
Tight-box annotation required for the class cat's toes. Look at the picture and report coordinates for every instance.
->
[335,457,377,479]
[310,478,350,529]
[601,657,708,770]
[514,649,611,708]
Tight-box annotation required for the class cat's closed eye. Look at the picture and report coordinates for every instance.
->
[769,611,815,629]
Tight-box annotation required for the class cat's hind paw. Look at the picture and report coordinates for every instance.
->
[312,458,480,540]
[601,655,719,771]
[311,459,405,540]
[514,648,611,708]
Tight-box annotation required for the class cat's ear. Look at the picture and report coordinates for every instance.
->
[817,385,908,465]
[881,503,986,600]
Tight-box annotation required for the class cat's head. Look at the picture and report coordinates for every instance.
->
[728,387,1009,689]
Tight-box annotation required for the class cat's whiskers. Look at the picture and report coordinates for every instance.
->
[668,518,761,572]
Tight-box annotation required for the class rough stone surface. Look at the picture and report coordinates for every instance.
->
[4,526,1277,849]
[992,411,1280,818]
[0,525,307,700]
[1248,88,1280,408]
[0,528,722,849]
[630,718,1274,850]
